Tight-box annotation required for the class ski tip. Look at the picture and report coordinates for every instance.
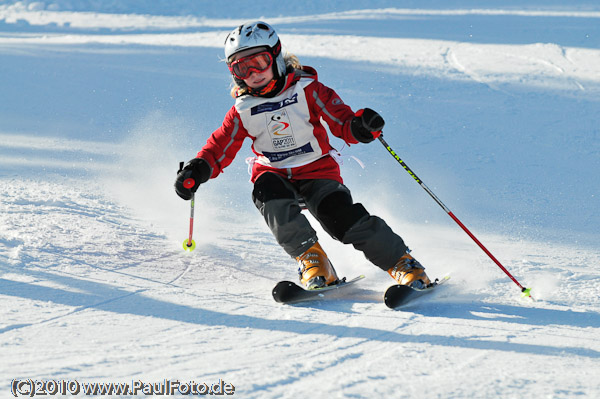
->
[272,281,301,303]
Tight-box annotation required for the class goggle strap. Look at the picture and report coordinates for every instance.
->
[272,40,281,56]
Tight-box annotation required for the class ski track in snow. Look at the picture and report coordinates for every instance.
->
[1,1,600,398]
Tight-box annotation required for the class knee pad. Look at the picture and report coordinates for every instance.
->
[316,191,369,241]
[252,173,296,206]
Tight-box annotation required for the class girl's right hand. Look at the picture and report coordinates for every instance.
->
[174,158,211,200]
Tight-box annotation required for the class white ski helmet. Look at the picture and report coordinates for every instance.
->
[224,21,287,78]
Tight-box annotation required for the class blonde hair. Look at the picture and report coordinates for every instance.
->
[230,52,302,98]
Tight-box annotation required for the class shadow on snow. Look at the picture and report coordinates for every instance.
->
[1,269,598,359]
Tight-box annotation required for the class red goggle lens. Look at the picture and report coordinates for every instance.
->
[228,51,273,80]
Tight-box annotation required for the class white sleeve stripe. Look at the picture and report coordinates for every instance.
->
[217,116,240,163]
[312,91,344,126]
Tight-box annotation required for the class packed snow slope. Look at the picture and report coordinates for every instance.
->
[1,1,600,398]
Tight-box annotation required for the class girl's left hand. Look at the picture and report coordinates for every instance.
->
[350,108,385,143]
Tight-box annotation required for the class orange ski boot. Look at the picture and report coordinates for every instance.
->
[296,242,339,289]
[388,252,432,289]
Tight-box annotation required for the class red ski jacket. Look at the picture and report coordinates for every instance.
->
[197,66,359,184]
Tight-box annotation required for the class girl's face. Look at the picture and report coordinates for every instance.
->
[230,48,275,89]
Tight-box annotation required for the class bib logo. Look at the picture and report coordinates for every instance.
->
[267,109,296,150]
[251,93,299,115]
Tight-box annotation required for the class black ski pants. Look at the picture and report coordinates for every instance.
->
[251,172,408,271]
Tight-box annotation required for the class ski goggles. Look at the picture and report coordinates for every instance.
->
[228,51,273,80]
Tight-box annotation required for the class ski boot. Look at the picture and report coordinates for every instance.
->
[388,252,432,289]
[296,242,339,290]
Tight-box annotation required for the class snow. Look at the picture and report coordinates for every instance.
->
[1,1,599,398]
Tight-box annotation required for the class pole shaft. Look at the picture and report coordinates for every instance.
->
[188,194,195,246]
[447,211,525,290]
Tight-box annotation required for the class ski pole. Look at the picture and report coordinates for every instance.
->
[183,192,196,251]
[179,161,197,252]
[378,135,532,299]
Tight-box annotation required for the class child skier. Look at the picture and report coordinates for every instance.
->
[175,21,431,290]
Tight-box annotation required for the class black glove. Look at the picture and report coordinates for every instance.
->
[350,108,385,143]
[174,158,211,200]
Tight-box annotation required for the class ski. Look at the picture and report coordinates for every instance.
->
[384,275,450,309]
[272,275,365,304]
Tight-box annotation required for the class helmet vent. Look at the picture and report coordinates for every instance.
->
[224,21,281,65]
